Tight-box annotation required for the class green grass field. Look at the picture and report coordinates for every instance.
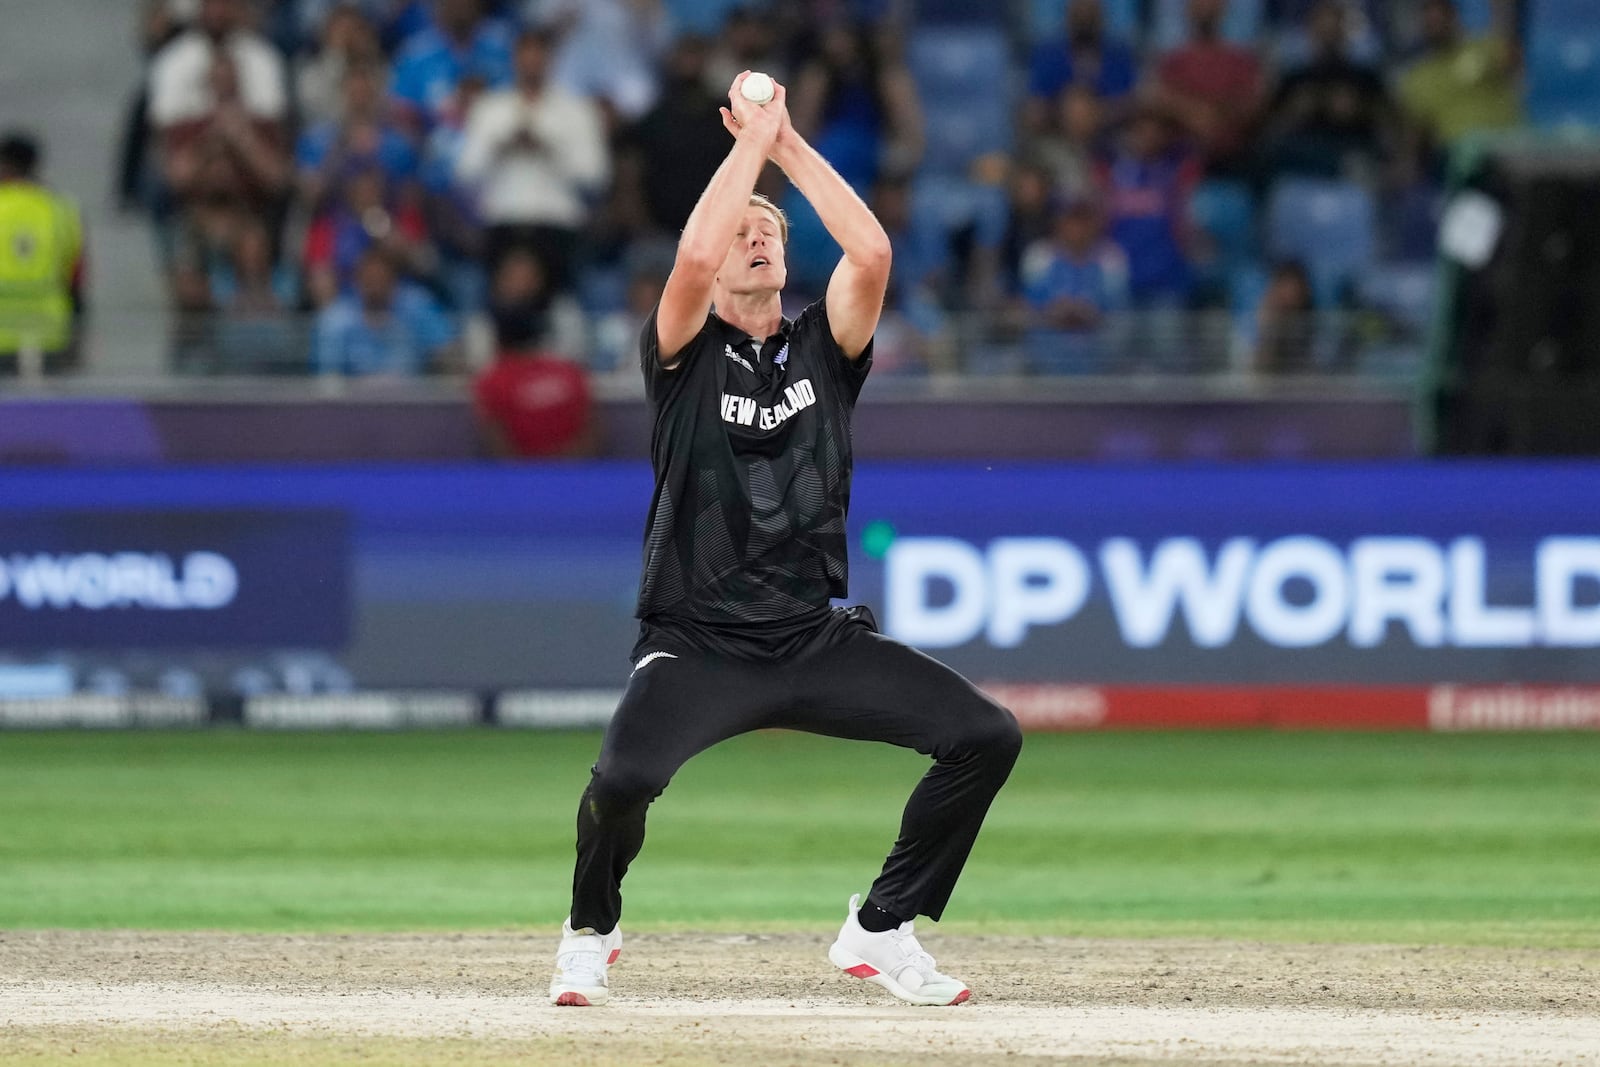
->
[2,729,1598,946]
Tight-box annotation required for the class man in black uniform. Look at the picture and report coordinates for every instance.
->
[550,72,1022,1008]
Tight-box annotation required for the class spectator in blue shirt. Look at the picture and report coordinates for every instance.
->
[1094,105,1200,307]
[313,248,458,375]
[868,173,943,374]
[1023,0,1140,134]
[420,72,491,310]
[299,0,433,56]
[1018,195,1129,373]
[390,0,516,130]
[296,60,419,212]
[303,163,435,306]
[784,19,923,293]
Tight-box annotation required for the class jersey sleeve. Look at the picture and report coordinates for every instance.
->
[803,299,872,405]
[639,301,707,406]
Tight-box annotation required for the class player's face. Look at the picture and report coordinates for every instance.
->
[717,207,787,296]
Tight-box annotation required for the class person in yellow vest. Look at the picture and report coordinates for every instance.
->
[1399,0,1523,171]
[0,132,86,374]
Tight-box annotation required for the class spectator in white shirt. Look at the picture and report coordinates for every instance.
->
[454,26,609,293]
[295,4,385,128]
[149,0,288,128]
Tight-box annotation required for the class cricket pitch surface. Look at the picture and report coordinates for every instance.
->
[4,931,1598,1065]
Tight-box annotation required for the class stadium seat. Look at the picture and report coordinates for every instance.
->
[1356,262,1437,334]
[912,0,1007,24]
[1224,260,1269,352]
[1151,0,1263,51]
[778,193,841,296]
[908,172,1011,253]
[1526,30,1600,130]
[1023,0,1141,44]
[1272,14,1383,67]
[907,27,1014,172]
[1356,261,1435,375]
[1454,0,1494,33]
[663,0,745,35]
[902,28,1016,264]
[1190,180,1258,274]
[1529,0,1593,32]
[1266,178,1377,306]
[574,264,628,316]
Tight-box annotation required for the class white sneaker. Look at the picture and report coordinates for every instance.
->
[548,917,623,1006]
[828,894,971,1006]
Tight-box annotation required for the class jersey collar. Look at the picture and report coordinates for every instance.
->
[709,311,794,361]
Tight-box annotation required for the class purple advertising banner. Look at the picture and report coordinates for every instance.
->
[0,509,350,649]
[0,462,1596,706]
[0,395,1416,464]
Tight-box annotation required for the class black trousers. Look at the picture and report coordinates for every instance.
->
[569,609,1023,934]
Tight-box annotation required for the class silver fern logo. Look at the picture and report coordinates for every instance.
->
[631,651,678,674]
[774,343,789,367]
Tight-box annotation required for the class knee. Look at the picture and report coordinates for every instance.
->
[951,699,1024,767]
[984,704,1025,766]
[586,762,669,822]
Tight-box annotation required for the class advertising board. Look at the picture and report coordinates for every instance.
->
[1,463,1595,729]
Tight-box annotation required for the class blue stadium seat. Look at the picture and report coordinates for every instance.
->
[1227,260,1269,315]
[1266,178,1377,305]
[1190,179,1257,271]
[778,193,841,296]
[1190,180,1257,302]
[1024,0,1141,45]
[1272,10,1384,67]
[1151,0,1264,50]
[908,172,1011,251]
[1221,260,1267,361]
[907,27,1014,172]
[663,0,746,35]
[904,26,1015,270]
[1356,262,1437,333]
[1454,0,1494,33]
[1380,181,1442,263]
[1530,0,1594,33]
[913,0,1007,24]
[1526,30,1600,130]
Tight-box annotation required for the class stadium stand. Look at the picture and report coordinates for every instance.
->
[0,0,1576,388]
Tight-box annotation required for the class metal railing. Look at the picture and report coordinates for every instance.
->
[0,305,1429,397]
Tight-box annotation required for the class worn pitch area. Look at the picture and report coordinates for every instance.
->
[3,931,1598,1065]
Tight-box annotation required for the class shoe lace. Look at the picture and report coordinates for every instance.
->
[888,926,940,978]
[558,948,606,985]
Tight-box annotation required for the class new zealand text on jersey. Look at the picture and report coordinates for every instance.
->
[719,378,818,431]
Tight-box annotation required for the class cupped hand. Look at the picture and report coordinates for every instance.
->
[719,71,787,153]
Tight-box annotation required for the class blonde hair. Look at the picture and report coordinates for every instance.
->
[749,193,788,245]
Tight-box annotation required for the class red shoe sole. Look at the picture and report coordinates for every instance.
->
[841,961,970,1006]
[554,992,591,1007]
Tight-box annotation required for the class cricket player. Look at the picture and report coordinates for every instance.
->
[550,72,1022,1007]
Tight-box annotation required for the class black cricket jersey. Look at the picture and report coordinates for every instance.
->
[635,298,872,634]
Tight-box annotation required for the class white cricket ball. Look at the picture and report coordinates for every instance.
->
[741,72,775,105]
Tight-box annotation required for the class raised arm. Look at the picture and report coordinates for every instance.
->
[766,99,891,360]
[654,73,783,366]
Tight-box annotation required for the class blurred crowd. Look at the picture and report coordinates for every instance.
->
[7,0,1547,433]
[994,0,1526,376]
